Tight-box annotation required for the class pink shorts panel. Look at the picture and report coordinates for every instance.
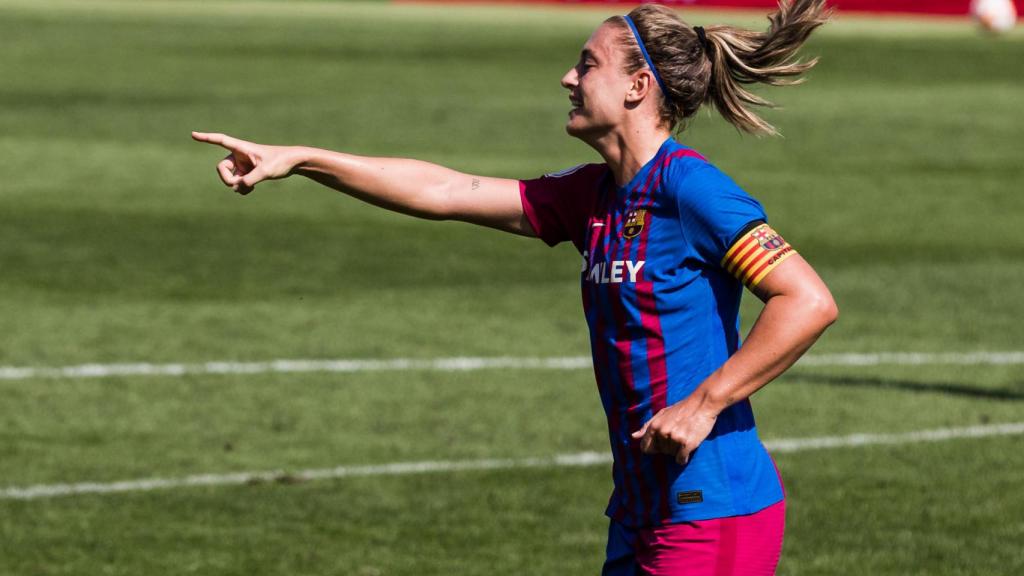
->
[636,499,786,576]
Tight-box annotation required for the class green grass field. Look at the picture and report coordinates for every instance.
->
[1,1,1023,574]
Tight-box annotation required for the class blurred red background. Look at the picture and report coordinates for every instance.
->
[423,0,1022,17]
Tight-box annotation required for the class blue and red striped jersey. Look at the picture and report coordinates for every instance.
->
[520,138,787,527]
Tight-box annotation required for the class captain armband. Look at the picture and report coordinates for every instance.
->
[720,223,797,289]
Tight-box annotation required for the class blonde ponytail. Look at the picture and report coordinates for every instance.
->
[611,0,831,135]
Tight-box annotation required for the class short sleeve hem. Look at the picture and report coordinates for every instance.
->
[519,182,559,247]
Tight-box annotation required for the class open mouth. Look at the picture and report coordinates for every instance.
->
[569,95,583,114]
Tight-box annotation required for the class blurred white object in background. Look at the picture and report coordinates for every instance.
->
[971,0,1018,33]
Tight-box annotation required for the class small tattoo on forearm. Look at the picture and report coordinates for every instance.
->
[471,178,480,190]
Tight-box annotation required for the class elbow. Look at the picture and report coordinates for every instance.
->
[809,291,839,330]
[412,182,454,221]
[424,179,466,221]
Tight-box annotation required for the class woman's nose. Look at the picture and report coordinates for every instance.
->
[561,67,578,89]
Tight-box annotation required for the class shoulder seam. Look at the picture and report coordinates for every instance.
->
[544,163,593,179]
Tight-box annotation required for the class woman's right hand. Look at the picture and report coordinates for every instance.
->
[191,131,303,195]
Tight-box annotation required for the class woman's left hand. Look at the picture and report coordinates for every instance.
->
[631,393,720,465]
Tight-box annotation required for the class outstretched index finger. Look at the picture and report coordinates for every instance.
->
[191,131,246,153]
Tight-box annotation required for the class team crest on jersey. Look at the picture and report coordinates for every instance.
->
[623,209,647,239]
[751,224,785,250]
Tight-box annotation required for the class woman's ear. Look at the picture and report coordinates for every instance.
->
[625,71,653,105]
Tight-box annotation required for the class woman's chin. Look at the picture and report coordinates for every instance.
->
[565,118,604,141]
[565,114,589,137]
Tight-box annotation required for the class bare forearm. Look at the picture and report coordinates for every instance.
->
[192,132,532,235]
[291,147,467,220]
[289,146,529,233]
[695,290,838,413]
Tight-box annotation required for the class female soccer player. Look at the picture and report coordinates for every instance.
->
[193,1,836,574]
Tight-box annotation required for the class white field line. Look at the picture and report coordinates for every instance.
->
[0,357,593,381]
[2,422,1022,501]
[1,351,1022,382]
[795,351,1024,367]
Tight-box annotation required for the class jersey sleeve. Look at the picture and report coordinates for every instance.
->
[519,163,606,250]
[672,161,767,262]
[671,160,794,287]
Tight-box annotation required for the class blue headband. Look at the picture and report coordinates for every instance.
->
[622,15,671,103]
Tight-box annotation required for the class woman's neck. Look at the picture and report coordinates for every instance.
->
[591,122,673,187]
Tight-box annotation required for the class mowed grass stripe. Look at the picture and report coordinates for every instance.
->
[4,422,1022,500]
[2,351,1022,381]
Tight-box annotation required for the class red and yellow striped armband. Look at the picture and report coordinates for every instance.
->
[720,223,797,289]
